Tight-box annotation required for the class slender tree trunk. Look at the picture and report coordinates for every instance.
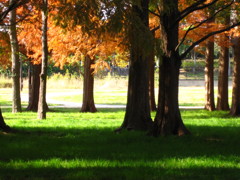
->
[0,108,11,132]
[204,13,215,111]
[149,31,157,111]
[27,63,41,111]
[217,39,230,110]
[38,0,48,119]
[151,0,190,136]
[230,36,240,116]
[204,39,215,111]
[9,0,21,113]
[81,55,97,113]
[117,0,153,131]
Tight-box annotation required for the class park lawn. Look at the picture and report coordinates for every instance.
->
[0,108,240,179]
[49,87,232,107]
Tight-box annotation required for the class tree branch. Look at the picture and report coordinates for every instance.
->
[176,0,234,51]
[180,22,240,59]
[174,0,219,25]
[0,0,29,23]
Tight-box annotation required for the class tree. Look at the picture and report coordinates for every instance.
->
[27,63,41,111]
[9,0,22,113]
[0,0,28,131]
[116,0,153,131]
[204,20,215,111]
[231,35,240,115]
[217,15,230,110]
[230,3,240,116]
[150,0,240,136]
[38,0,48,119]
[81,55,97,112]
[150,0,189,136]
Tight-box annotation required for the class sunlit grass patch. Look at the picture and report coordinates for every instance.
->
[0,109,240,179]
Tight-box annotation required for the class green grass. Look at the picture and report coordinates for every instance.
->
[48,87,232,107]
[0,108,240,179]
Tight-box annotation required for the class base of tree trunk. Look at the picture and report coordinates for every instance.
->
[0,110,11,133]
[81,106,97,113]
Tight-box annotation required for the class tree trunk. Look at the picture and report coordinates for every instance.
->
[0,108,11,132]
[27,63,41,111]
[149,31,157,111]
[204,13,215,111]
[117,0,153,131]
[204,39,215,111]
[217,40,229,110]
[9,0,21,113]
[151,0,190,136]
[230,37,240,116]
[81,55,97,113]
[38,0,48,119]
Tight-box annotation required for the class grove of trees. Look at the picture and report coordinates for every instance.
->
[1,0,240,136]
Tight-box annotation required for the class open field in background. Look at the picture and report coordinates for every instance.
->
[0,76,233,107]
[0,108,240,179]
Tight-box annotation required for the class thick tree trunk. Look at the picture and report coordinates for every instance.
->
[230,37,240,116]
[27,63,41,111]
[9,0,21,113]
[149,35,157,111]
[217,40,229,110]
[38,0,48,119]
[217,16,230,111]
[0,108,11,132]
[204,39,215,111]
[151,0,189,136]
[153,56,189,136]
[117,0,153,131]
[81,56,97,113]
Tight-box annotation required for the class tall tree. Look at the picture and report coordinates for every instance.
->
[217,15,230,110]
[204,35,215,111]
[230,3,240,116]
[9,0,22,113]
[0,0,28,131]
[117,0,153,131]
[150,0,240,136]
[38,0,48,119]
[231,35,240,115]
[151,0,190,136]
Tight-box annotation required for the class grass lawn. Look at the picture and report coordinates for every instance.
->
[0,108,240,179]
[48,87,232,107]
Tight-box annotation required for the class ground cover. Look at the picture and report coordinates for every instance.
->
[0,108,239,179]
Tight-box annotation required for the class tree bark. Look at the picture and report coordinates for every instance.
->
[204,13,215,111]
[9,0,22,113]
[81,55,97,113]
[0,108,11,132]
[230,36,240,116]
[151,0,190,136]
[217,38,229,110]
[204,39,215,111]
[38,0,48,119]
[27,63,41,111]
[117,0,153,131]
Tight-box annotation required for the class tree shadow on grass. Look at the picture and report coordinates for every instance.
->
[0,165,239,180]
[0,124,240,179]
